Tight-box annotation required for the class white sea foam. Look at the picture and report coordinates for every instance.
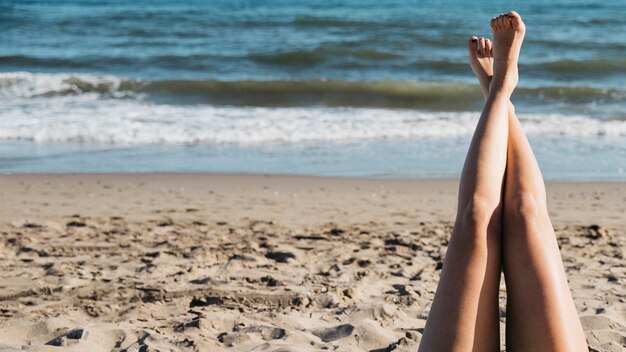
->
[1,94,625,145]
[0,72,134,98]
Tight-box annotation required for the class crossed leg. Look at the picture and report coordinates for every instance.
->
[435,11,588,352]
[502,105,588,351]
[418,12,526,352]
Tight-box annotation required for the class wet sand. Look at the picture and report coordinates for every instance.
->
[0,174,624,351]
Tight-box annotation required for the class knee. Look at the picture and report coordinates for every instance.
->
[505,192,547,226]
[458,196,498,232]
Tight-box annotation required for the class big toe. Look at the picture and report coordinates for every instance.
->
[468,36,479,53]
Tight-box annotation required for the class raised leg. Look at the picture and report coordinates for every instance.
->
[464,11,589,351]
[501,59,588,352]
[418,13,523,351]
[502,107,588,351]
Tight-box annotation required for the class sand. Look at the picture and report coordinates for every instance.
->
[0,173,624,351]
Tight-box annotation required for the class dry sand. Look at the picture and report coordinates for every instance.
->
[0,173,624,351]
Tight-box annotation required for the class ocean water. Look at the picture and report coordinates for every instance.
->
[1,0,625,179]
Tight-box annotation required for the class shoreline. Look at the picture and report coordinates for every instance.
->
[4,170,626,180]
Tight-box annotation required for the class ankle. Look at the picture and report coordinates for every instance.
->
[486,88,512,102]
[489,76,516,96]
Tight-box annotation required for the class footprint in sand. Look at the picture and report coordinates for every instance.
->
[265,251,296,263]
[46,328,89,347]
[311,324,354,343]
[580,315,623,331]
[218,324,287,347]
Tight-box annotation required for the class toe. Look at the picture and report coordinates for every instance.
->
[485,39,493,56]
[497,16,506,29]
[503,16,510,29]
[493,16,501,29]
[477,37,486,56]
[468,35,478,52]
[507,11,524,30]
[490,17,497,30]
[508,10,521,20]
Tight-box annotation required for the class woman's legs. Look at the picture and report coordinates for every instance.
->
[499,66,589,352]
[464,12,588,351]
[502,107,588,351]
[418,12,525,351]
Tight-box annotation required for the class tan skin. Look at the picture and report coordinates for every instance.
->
[418,12,588,352]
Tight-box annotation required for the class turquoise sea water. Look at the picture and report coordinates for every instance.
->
[1,0,625,179]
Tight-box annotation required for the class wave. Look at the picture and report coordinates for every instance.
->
[249,50,327,66]
[4,51,626,77]
[0,54,222,70]
[249,16,433,30]
[537,59,626,74]
[0,49,407,70]
[0,72,141,98]
[0,55,104,69]
[2,72,625,111]
[250,48,403,66]
[1,97,625,145]
[291,16,373,28]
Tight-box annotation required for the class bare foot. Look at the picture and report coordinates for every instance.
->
[490,11,525,96]
[468,36,493,98]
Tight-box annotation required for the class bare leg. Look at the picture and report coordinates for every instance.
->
[418,15,521,351]
[498,15,588,351]
[503,108,588,351]
[467,12,589,352]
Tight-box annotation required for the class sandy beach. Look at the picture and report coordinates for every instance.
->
[3,1,626,351]
[0,173,624,351]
